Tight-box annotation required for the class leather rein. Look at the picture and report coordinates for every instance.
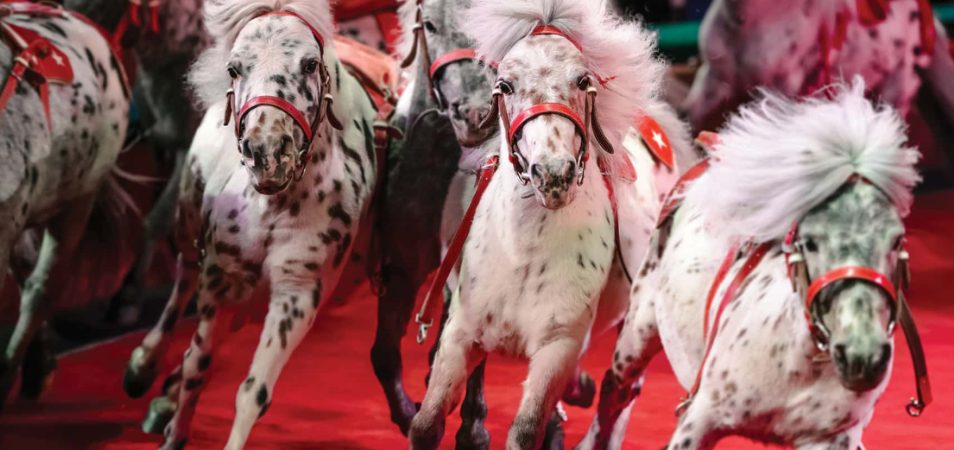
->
[412,24,622,343]
[221,11,342,182]
[660,155,932,420]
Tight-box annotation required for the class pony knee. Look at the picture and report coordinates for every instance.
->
[409,411,444,450]
[508,411,544,450]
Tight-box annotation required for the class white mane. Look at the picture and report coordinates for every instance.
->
[188,0,335,108]
[685,79,921,242]
[462,0,666,155]
[395,0,419,65]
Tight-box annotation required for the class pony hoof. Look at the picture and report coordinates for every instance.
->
[123,347,157,398]
[142,396,176,435]
[19,357,57,400]
[562,371,596,408]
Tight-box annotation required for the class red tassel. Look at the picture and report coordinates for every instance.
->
[149,4,159,33]
[916,0,936,56]
[129,0,141,27]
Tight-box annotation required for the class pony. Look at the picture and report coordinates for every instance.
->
[369,0,498,440]
[118,0,380,447]
[409,0,694,448]
[62,0,211,325]
[0,1,130,405]
[578,81,923,449]
[684,0,954,135]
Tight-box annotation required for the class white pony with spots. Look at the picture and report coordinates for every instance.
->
[579,81,923,449]
[409,0,694,448]
[0,1,129,405]
[119,0,379,448]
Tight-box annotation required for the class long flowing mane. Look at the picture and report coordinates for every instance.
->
[462,0,666,155]
[685,79,921,242]
[188,0,335,108]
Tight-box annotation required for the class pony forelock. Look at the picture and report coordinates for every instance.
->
[188,0,335,109]
[685,78,921,242]
[462,0,666,167]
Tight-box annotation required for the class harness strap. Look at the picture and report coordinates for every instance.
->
[897,289,932,416]
[600,160,632,283]
[676,242,772,416]
[415,155,499,344]
[656,159,710,228]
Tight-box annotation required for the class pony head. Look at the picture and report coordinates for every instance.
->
[464,0,664,209]
[686,79,920,391]
[190,0,336,195]
[398,0,496,147]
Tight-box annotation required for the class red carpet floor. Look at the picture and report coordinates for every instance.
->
[1,191,952,450]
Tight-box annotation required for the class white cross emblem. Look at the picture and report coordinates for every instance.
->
[651,130,666,149]
[51,52,64,66]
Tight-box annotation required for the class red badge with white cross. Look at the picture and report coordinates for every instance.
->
[637,114,674,170]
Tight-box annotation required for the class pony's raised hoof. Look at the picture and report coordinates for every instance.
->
[142,396,176,435]
[123,346,157,398]
[562,371,596,408]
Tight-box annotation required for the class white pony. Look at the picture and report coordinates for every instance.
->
[119,0,379,448]
[579,81,923,449]
[0,2,129,404]
[409,0,694,448]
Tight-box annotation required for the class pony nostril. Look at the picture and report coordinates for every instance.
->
[242,139,253,158]
[451,101,463,118]
[561,160,576,182]
[833,343,847,367]
[530,163,545,184]
[872,343,891,371]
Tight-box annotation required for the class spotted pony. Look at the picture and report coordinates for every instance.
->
[408,0,695,448]
[685,0,952,132]
[118,0,380,448]
[0,1,129,406]
[579,81,923,450]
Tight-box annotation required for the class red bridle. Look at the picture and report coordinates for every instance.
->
[481,25,615,185]
[783,216,902,349]
[222,11,339,180]
[401,1,494,110]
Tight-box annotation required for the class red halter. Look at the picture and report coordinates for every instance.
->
[222,11,337,180]
[483,25,615,184]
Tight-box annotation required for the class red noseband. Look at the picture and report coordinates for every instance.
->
[508,103,585,147]
[235,96,316,143]
[806,265,898,314]
[429,48,478,80]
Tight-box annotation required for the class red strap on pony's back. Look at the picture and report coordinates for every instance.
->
[656,159,710,227]
[679,242,772,415]
[414,156,500,343]
[509,103,586,145]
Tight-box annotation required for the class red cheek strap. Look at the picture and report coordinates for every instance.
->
[236,96,314,142]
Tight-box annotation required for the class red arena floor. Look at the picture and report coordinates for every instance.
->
[0,190,952,449]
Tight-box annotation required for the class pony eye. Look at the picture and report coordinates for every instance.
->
[302,59,320,75]
[497,79,514,95]
[423,20,437,33]
[227,65,239,79]
[803,238,818,252]
[577,74,591,90]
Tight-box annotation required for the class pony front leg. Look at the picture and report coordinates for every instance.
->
[508,337,582,450]
[160,286,220,450]
[125,255,198,399]
[456,358,490,450]
[225,277,324,450]
[410,327,485,450]
[577,292,660,450]
[662,397,718,450]
[0,193,96,406]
